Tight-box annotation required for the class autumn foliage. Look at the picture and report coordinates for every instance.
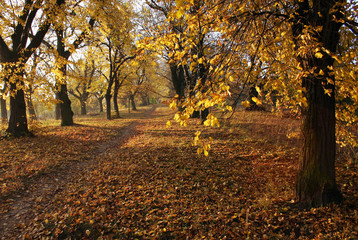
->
[0,106,358,238]
[1,0,358,238]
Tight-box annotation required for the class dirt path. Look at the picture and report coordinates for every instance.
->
[0,106,157,239]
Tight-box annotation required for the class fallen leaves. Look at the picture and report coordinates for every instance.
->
[0,106,358,239]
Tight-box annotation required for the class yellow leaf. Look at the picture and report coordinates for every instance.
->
[252,97,262,105]
[204,119,211,127]
[166,121,172,128]
[315,52,323,59]
[169,101,177,110]
[255,86,262,96]
[204,150,209,156]
[176,7,185,19]
[241,101,251,108]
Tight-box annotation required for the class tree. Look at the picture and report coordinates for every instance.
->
[0,80,7,123]
[68,58,98,115]
[156,0,358,208]
[100,36,135,120]
[0,0,64,136]
[292,0,344,207]
[50,0,95,125]
[94,0,136,120]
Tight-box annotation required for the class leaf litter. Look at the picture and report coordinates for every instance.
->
[0,105,357,239]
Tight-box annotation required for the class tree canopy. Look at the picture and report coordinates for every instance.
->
[1,0,358,209]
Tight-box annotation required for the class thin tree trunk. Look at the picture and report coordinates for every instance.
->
[27,95,37,121]
[1,82,7,123]
[113,77,120,118]
[98,97,104,113]
[105,93,111,120]
[58,83,74,126]
[130,94,137,111]
[1,98,7,123]
[26,84,37,121]
[105,77,114,120]
[80,100,87,115]
[170,63,186,111]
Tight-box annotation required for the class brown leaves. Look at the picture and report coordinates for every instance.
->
[1,106,358,238]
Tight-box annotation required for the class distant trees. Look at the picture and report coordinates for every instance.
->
[68,59,97,115]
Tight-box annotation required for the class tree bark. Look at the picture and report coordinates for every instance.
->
[105,76,114,120]
[27,95,37,121]
[80,100,87,115]
[1,81,7,123]
[105,93,112,120]
[1,98,7,123]
[170,63,186,109]
[58,83,74,126]
[55,94,61,120]
[98,97,104,113]
[6,81,31,136]
[26,84,37,121]
[130,94,137,111]
[293,0,343,207]
[113,77,120,118]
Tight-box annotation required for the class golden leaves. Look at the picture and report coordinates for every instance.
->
[315,52,323,59]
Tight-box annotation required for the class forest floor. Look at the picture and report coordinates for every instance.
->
[0,105,358,239]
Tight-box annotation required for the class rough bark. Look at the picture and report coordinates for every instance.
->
[55,92,61,120]
[1,82,7,123]
[113,77,120,118]
[97,96,104,113]
[129,94,137,111]
[105,76,114,120]
[80,100,87,115]
[170,63,186,109]
[26,93,37,121]
[58,83,74,126]
[0,1,57,136]
[6,81,31,137]
[105,93,112,120]
[293,0,343,207]
[1,98,7,123]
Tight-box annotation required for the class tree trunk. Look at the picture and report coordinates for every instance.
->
[1,98,7,123]
[26,84,37,121]
[58,83,74,126]
[113,95,119,118]
[170,63,186,110]
[293,0,343,207]
[80,100,87,115]
[6,81,31,137]
[55,100,61,120]
[1,82,7,123]
[105,77,114,120]
[113,78,120,118]
[130,94,137,111]
[106,93,112,120]
[98,97,104,113]
[27,95,37,121]
[56,29,74,126]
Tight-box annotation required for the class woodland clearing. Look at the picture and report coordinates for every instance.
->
[0,105,357,239]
